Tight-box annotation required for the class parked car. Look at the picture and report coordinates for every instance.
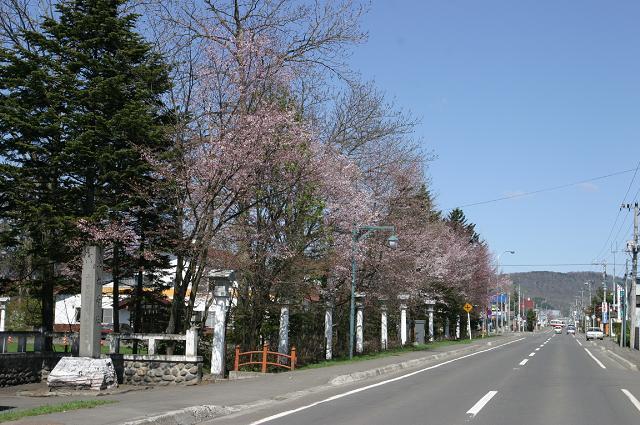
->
[586,327,604,341]
[566,325,576,335]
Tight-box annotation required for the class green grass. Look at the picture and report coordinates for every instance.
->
[298,336,494,370]
[0,400,116,423]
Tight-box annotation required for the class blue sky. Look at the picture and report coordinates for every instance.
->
[348,1,640,275]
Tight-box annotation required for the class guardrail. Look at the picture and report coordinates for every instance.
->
[234,343,296,373]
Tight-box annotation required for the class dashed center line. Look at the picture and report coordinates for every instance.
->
[584,348,606,369]
[577,341,583,347]
[467,391,498,417]
[535,348,540,351]
[621,389,640,413]
[529,352,535,357]
[519,359,528,366]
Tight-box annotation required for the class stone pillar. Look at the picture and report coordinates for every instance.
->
[456,315,461,339]
[380,304,388,350]
[79,245,103,359]
[398,294,409,346]
[210,272,234,378]
[355,293,365,354]
[278,302,290,358]
[414,320,426,344]
[185,326,198,357]
[147,338,157,355]
[324,302,333,360]
[445,317,450,339]
[425,299,435,342]
[428,311,434,342]
[0,298,8,332]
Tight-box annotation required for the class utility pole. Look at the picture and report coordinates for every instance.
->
[622,203,639,350]
[622,259,629,348]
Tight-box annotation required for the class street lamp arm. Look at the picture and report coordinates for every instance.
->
[353,225,397,242]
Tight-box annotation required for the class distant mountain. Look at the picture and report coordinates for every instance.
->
[508,271,620,316]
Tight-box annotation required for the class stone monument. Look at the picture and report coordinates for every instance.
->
[48,245,117,391]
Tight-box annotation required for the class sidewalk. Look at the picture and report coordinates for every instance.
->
[590,336,640,371]
[2,335,521,425]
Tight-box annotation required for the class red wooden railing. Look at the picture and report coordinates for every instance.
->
[234,343,296,373]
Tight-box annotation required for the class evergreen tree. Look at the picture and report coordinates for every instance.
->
[446,208,480,244]
[0,0,171,335]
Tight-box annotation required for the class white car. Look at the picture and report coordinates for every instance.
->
[554,326,562,334]
[586,327,604,341]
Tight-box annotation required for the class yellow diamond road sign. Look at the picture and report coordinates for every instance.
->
[463,303,473,313]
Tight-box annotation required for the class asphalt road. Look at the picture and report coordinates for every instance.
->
[211,330,640,425]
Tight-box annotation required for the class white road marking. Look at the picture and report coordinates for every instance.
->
[529,352,535,357]
[247,338,525,424]
[535,348,540,351]
[577,341,583,347]
[621,389,640,413]
[584,348,606,369]
[519,359,528,366]
[467,391,498,417]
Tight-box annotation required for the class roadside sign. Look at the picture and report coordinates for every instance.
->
[463,303,473,313]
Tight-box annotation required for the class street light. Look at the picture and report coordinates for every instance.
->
[350,225,398,359]
[495,250,515,334]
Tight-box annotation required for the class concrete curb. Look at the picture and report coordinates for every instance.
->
[122,336,522,425]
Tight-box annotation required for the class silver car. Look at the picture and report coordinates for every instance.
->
[566,325,576,335]
[586,327,603,341]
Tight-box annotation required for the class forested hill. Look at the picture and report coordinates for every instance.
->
[508,271,620,315]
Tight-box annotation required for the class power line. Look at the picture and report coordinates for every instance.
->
[447,168,636,210]
[593,161,640,261]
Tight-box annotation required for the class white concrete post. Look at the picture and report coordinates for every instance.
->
[428,310,434,342]
[186,327,198,357]
[456,315,461,339]
[425,299,435,342]
[445,317,450,339]
[278,303,290,359]
[0,300,7,332]
[380,305,388,350]
[324,302,333,360]
[355,293,365,354]
[398,294,409,346]
[210,273,233,378]
[79,245,103,359]
[148,338,156,355]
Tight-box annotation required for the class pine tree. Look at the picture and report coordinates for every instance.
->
[446,208,480,244]
[0,0,171,335]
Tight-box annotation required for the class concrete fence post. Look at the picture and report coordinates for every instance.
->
[355,293,366,354]
[147,338,156,355]
[278,301,290,361]
[324,302,333,360]
[398,294,409,346]
[380,304,388,350]
[186,327,198,357]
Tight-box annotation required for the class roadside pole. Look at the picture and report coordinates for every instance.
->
[623,203,639,350]
[467,312,472,340]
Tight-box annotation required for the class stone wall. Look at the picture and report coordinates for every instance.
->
[113,355,202,386]
[0,353,68,387]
